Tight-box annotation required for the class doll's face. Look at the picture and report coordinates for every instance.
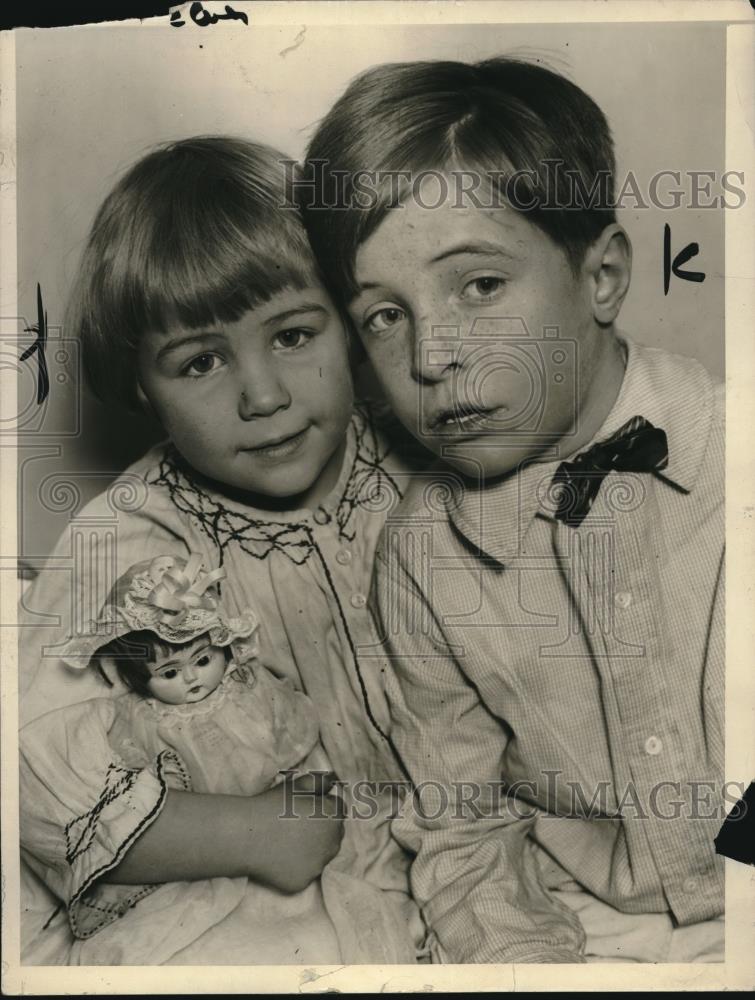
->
[147,638,228,704]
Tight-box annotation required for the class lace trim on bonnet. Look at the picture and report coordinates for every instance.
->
[59,553,258,671]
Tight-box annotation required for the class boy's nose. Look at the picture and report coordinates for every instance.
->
[411,319,462,384]
[237,363,292,420]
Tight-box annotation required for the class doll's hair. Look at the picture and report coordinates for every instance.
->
[66,136,318,409]
[93,629,225,698]
[302,56,617,300]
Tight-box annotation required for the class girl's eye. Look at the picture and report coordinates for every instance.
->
[196,655,210,667]
[161,668,178,680]
[183,353,222,377]
[364,307,406,335]
[274,328,312,350]
[462,276,506,301]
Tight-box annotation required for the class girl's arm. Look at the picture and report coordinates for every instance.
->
[103,774,344,892]
[20,700,343,947]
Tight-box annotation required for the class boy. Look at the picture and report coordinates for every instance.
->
[302,58,725,963]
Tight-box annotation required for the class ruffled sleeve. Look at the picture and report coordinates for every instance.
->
[20,698,190,939]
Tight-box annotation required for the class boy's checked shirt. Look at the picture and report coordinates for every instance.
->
[369,336,725,964]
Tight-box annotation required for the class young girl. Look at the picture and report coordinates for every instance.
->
[18,136,425,965]
[33,550,406,965]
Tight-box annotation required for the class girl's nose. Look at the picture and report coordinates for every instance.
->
[237,361,292,420]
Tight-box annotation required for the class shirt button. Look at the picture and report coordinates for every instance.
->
[336,549,352,566]
[683,877,699,893]
[614,591,632,609]
[644,735,663,756]
[313,507,331,525]
[350,593,367,609]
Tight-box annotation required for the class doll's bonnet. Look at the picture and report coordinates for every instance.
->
[59,553,258,670]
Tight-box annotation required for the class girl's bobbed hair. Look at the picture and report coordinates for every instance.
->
[67,136,315,409]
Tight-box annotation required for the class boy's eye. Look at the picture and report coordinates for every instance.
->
[462,276,506,301]
[363,307,406,335]
[274,328,312,350]
[183,353,223,377]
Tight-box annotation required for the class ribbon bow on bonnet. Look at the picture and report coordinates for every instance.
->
[59,553,259,670]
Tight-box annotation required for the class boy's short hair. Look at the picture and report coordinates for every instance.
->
[68,136,316,408]
[94,629,217,698]
[302,57,617,299]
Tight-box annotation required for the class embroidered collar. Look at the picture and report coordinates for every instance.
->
[447,335,716,565]
[149,405,402,564]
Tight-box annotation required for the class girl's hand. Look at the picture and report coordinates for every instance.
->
[102,777,344,891]
[249,771,346,893]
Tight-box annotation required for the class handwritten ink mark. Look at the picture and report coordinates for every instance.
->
[663,223,705,296]
[279,26,307,58]
[20,283,50,404]
[171,3,249,27]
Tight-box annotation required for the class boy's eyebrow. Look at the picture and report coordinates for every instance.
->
[261,302,328,327]
[156,331,222,362]
[430,241,522,264]
[352,242,522,297]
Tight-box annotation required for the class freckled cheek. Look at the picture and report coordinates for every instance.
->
[384,377,422,427]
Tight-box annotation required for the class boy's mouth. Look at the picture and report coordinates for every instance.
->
[430,403,500,432]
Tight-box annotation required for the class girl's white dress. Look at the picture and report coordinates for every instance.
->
[18,405,429,964]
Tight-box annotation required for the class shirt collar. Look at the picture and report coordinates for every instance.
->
[447,334,716,565]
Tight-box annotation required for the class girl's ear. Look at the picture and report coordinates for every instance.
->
[585,224,632,325]
[135,381,159,420]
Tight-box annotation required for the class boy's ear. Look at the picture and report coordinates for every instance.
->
[584,224,632,325]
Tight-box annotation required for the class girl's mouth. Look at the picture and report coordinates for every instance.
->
[242,426,310,459]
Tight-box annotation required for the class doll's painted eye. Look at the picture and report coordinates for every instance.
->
[196,655,210,667]
[161,668,179,680]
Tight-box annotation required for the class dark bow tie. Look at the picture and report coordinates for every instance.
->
[552,415,668,526]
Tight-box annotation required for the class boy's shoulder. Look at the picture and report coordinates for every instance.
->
[632,337,722,395]
[628,338,723,452]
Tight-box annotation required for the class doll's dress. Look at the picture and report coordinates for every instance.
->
[60,661,416,965]
[67,663,342,965]
[105,661,318,796]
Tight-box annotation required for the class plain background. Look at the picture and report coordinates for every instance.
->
[14,19,726,555]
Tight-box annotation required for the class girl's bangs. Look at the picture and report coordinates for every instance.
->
[133,217,316,335]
